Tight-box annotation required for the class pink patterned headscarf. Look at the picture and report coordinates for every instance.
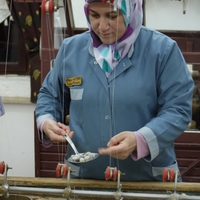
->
[84,0,143,77]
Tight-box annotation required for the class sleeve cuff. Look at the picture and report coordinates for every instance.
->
[131,131,150,161]
[38,120,53,148]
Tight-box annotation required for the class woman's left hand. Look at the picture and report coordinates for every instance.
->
[98,131,137,160]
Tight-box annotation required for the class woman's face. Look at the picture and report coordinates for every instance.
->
[88,2,126,45]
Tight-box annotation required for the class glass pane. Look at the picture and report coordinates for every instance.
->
[0,21,19,64]
[54,0,88,28]
[53,0,87,48]
[54,0,67,28]
[71,0,87,28]
[54,0,66,49]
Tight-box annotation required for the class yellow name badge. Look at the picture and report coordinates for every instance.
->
[66,76,82,87]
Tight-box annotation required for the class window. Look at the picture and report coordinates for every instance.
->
[0,18,28,74]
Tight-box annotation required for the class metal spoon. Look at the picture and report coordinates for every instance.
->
[64,134,99,163]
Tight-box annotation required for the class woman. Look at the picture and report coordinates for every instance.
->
[36,0,194,181]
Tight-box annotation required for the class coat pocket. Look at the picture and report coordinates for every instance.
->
[70,88,84,100]
[152,160,179,177]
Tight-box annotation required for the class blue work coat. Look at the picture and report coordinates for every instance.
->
[36,26,194,181]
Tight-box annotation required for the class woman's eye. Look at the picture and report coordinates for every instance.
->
[107,12,119,19]
[108,14,118,19]
[89,13,99,19]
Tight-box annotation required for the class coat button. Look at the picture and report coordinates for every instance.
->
[94,61,98,65]
[105,115,109,120]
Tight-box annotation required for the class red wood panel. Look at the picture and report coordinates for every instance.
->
[180,166,200,174]
[40,161,59,170]
[34,112,67,177]
[40,144,67,152]
[175,132,200,143]
[175,131,200,182]
[40,152,66,162]
[39,170,57,178]
[175,150,200,158]
[178,159,200,167]
[163,32,200,64]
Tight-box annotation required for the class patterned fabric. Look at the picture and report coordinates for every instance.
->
[11,2,41,53]
[10,2,41,103]
[0,96,5,117]
[84,0,143,77]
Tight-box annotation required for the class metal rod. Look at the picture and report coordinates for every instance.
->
[9,186,64,195]
[71,190,170,199]
[5,186,200,200]
[64,134,79,154]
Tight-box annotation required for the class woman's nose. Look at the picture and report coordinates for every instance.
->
[98,18,109,30]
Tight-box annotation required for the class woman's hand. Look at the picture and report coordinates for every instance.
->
[98,131,137,160]
[43,120,74,143]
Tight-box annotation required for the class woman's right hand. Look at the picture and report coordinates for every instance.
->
[43,120,74,143]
